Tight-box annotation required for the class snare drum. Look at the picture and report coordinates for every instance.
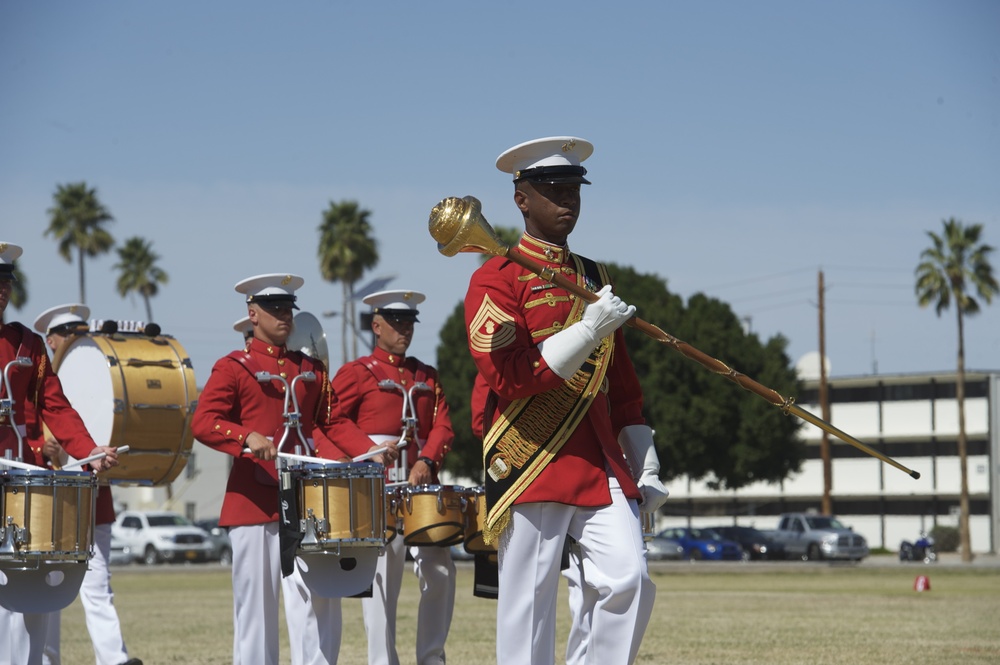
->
[0,469,95,565]
[53,332,198,486]
[400,485,465,547]
[295,463,385,553]
[462,486,495,554]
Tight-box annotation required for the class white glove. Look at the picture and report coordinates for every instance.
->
[618,424,669,514]
[538,285,636,380]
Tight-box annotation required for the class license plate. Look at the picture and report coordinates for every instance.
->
[185,550,198,559]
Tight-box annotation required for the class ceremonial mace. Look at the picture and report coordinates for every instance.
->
[428,195,920,480]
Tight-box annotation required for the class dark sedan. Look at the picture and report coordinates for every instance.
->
[655,527,744,561]
[709,525,786,561]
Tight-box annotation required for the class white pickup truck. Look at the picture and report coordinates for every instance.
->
[771,513,869,562]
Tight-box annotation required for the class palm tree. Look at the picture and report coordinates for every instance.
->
[44,182,115,303]
[8,265,28,311]
[915,218,998,563]
[317,200,379,364]
[113,236,169,322]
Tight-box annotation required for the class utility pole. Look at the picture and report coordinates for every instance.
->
[818,270,832,515]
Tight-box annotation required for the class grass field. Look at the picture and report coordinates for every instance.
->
[51,560,1000,664]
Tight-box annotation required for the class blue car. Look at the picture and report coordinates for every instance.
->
[655,527,744,561]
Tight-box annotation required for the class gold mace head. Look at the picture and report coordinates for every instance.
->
[428,195,509,258]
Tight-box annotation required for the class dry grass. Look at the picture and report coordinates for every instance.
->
[51,560,1000,664]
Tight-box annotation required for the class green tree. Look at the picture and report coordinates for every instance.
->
[436,261,805,486]
[113,236,169,322]
[915,218,998,563]
[44,182,116,304]
[8,265,28,311]
[318,201,379,365]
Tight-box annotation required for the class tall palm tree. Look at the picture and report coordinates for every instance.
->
[317,200,379,364]
[113,236,169,322]
[915,218,998,563]
[44,182,115,303]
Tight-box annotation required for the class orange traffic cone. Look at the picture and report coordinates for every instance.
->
[913,575,931,592]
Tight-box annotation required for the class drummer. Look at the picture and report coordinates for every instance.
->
[190,273,386,665]
[327,289,456,665]
[0,243,120,665]
[29,304,142,665]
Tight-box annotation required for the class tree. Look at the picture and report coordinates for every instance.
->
[915,218,998,563]
[7,265,28,311]
[317,201,379,365]
[44,182,116,304]
[113,236,169,322]
[436,261,805,486]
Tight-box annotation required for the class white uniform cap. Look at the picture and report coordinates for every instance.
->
[495,136,594,184]
[362,289,425,321]
[234,273,304,309]
[34,303,91,335]
[233,315,253,336]
[0,242,23,281]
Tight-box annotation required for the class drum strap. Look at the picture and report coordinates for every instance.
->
[481,255,613,546]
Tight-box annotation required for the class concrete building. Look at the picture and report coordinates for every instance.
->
[656,370,999,555]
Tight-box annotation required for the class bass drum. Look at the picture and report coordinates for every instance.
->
[53,332,198,486]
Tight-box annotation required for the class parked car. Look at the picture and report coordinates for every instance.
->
[112,511,215,565]
[655,527,744,561]
[770,513,869,562]
[195,518,233,566]
[709,525,786,561]
[644,533,685,561]
[108,534,133,566]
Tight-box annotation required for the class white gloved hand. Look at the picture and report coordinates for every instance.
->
[618,424,669,514]
[538,285,636,380]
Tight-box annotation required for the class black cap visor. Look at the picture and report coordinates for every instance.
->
[513,164,590,185]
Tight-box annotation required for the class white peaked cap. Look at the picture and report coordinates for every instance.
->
[33,303,91,334]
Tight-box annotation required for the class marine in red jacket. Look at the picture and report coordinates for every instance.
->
[463,138,667,665]
[327,289,456,665]
[189,272,354,665]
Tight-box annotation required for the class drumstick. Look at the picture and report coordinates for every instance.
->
[63,445,131,471]
[0,457,47,471]
[277,451,343,466]
[353,447,389,463]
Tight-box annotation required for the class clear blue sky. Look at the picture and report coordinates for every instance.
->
[2,1,998,385]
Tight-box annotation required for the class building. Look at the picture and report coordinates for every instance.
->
[657,370,999,555]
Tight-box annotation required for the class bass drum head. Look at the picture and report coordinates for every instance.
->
[55,336,117,448]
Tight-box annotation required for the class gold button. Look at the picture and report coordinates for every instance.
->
[280,372,288,379]
[277,359,285,366]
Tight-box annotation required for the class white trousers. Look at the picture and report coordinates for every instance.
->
[496,479,655,665]
[361,535,456,665]
[1,610,49,665]
[562,540,597,665]
[41,523,129,665]
[229,522,342,665]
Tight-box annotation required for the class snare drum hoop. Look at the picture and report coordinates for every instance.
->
[0,470,95,563]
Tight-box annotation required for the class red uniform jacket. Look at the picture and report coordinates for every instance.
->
[190,337,347,527]
[328,346,454,477]
[464,235,644,507]
[0,323,114,522]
